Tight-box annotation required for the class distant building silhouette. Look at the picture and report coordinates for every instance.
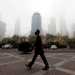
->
[59,11,67,35]
[71,23,75,32]
[31,12,41,35]
[41,28,44,35]
[71,23,75,37]
[49,18,56,35]
[0,13,6,40]
[0,21,6,40]
[14,18,20,36]
[0,13,1,21]
[48,24,50,34]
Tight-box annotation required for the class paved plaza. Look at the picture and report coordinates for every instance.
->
[0,49,75,75]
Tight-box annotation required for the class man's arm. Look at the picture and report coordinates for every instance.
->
[30,36,37,50]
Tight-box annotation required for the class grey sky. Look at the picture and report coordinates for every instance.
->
[0,0,75,37]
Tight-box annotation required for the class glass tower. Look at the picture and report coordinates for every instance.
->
[31,12,41,35]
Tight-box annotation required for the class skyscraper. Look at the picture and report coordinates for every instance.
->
[31,12,41,35]
[0,14,6,40]
[41,28,44,35]
[0,13,1,21]
[14,18,20,36]
[71,23,75,37]
[0,21,6,40]
[71,23,75,32]
[49,18,56,35]
[59,12,67,36]
[48,24,50,34]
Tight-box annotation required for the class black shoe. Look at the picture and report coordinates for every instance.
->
[42,67,49,70]
[25,64,31,69]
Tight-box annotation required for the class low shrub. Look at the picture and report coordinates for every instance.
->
[18,42,32,53]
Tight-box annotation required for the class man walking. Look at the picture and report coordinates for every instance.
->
[25,29,49,70]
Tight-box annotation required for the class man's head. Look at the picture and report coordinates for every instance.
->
[35,29,40,35]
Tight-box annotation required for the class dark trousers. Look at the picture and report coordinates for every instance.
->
[28,53,49,67]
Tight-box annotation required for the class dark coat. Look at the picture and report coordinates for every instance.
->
[32,35,44,54]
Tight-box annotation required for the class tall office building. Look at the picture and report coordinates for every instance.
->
[49,18,56,35]
[31,12,41,35]
[0,14,6,40]
[48,24,50,34]
[41,28,44,35]
[59,12,67,36]
[0,13,1,21]
[71,23,75,32]
[71,23,75,37]
[14,18,20,36]
[0,21,6,40]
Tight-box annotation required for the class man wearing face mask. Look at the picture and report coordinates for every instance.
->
[25,29,49,70]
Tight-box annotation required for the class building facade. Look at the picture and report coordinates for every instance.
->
[59,12,67,36]
[71,23,75,37]
[49,18,56,35]
[0,21,6,40]
[0,13,1,21]
[71,23,75,32]
[31,12,41,35]
[14,18,20,36]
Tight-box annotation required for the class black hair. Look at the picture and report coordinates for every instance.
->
[37,29,40,34]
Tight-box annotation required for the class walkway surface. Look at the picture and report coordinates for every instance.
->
[0,49,75,75]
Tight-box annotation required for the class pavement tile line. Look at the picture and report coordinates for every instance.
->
[3,53,26,60]
[71,59,75,61]
[69,56,75,59]
[0,55,13,58]
[0,53,6,55]
[54,59,70,67]
[56,67,75,75]
[69,54,75,56]
[36,54,57,59]
[27,59,45,66]
[51,57,66,59]
[46,54,56,57]
[0,60,24,65]
[30,68,52,75]
[46,53,75,58]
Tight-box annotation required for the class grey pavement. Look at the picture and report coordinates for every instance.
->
[0,48,75,75]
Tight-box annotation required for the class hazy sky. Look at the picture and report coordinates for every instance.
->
[0,0,75,37]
